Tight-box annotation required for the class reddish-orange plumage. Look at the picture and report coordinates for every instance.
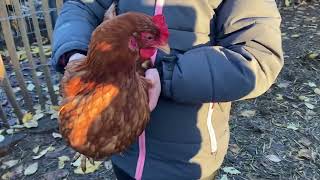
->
[58,10,168,160]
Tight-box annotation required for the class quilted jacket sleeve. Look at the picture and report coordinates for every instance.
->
[159,0,284,103]
[51,0,112,73]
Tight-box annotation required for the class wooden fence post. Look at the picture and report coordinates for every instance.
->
[0,0,34,113]
[29,0,58,105]
[56,0,64,15]
[0,103,9,128]
[0,55,4,81]
[41,0,53,44]
[12,0,46,109]
[0,55,9,127]
[0,55,24,124]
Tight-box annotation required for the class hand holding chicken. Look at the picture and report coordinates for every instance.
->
[58,9,169,168]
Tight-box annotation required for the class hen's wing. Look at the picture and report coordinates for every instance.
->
[103,2,117,21]
[59,74,150,160]
[59,57,89,100]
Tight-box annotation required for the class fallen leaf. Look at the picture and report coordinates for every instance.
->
[1,171,13,180]
[32,146,55,160]
[71,158,81,167]
[36,72,43,76]
[314,88,320,95]
[277,82,290,88]
[306,82,317,87]
[32,145,40,154]
[292,104,299,109]
[33,113,44,121]
[16,50,27,61]
[104,160,113,171]
[43,45,52,53]
[12,87,21,93]
[31,46,40,54]
[291,34,300,38]
[304,103,315,110]
[222,167,241,175]
[42,169,69,180]
[1,165,23,180]
[220,174,228,180]
[27,84,35,91]
[306,110,317,116]
[34,105,42,112]
[298,96,310,102]
[287,123,299,131]
[306,53,319,60]
[1,160,19,169]
[45,146,66,159]
[229,144,240,155]
[11,125,25,129]
[22,113,33,124]
[45,51,52,56]
[10,71,16,76]
[0,135,4,143]
[52,132,62,139]
[297,149,315,160]
[51,113,58,120]
[299,137,312,147]
[275,94,284,100]
[6,129,14,134]
[24,162,38,176]
[24,121,38,128]
[240,110,256,118]
[266,154,282,163]
[58,156,70,169]
[53,85,60,91]
[51,106,60,111]
[74,161,103,174]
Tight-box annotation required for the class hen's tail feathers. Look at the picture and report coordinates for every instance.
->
[104,2,117,21]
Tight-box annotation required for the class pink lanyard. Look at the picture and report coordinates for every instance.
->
[134,1,165,179]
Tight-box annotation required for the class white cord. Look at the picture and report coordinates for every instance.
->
[207,103,217,154]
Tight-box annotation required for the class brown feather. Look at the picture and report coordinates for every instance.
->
[58,12,160,160]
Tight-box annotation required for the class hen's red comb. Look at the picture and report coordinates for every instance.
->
[152,14,169,44]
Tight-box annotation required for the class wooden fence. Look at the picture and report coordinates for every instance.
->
[0,0,63,127]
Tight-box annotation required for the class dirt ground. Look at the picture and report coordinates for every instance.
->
[1,2,320,180]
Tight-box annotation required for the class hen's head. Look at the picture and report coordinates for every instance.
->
[131,14,169,60]
[87,12,169,69]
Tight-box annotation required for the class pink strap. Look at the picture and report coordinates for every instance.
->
[134,0,165,179]
[135,131,146,180]
[150,0,165,65]
[154,0,165,15]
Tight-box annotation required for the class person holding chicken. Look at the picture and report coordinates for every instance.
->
[52,0,283,179]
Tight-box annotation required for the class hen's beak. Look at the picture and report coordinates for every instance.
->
[157,43,170,54]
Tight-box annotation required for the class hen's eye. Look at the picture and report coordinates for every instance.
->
[147,36,153,40]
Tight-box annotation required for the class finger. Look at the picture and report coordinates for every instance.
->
[148,89,158,111]
[148,82,161,111]
[69,53,86,62]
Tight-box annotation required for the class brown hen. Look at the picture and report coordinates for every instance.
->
[58,10,169,164]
